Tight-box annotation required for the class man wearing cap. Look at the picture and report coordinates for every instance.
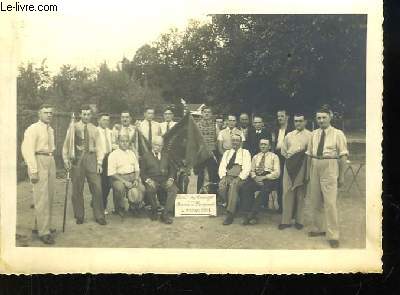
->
[108,135,145,217]
[218,133,251,225]
[97,113,113,214]
[21,104,57,244]
[217,115,245,156]
[111,111,137,152]
[160,107,177,136]
[240,139,280,225]
[278,114,312,231]
[141,136,178,224]
[139,108,161,149]
[306,106,348,248]
[63,105,106,225]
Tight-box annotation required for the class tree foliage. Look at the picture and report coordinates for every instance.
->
[17,15,366,119]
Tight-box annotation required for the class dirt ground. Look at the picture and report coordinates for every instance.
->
[16,160,366,249]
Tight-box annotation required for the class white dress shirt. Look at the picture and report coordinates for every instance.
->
[218,148,252,180]
[306,126,349,158]
[108,148,140,176]
[139,120,161,141]
[276,127,286,150]
[97,126,112,158]
[250,151,280,180]
[21,120,55,174]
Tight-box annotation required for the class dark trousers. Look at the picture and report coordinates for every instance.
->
[241,178,277,216]
[145,177,178,215]
[196,151,219,193]
[177,170,189,194]
[101,153,111,209]
[71,152,104,220]
[277,153,285,213]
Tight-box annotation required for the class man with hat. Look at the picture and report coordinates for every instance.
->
[160,107,177,136]
[306,105,348,248]
[218,132,251,225]
[21,104,57,244]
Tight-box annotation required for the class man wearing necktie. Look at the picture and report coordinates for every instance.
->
[218,133,251,225]
[139,108,161,149]
[246,116,273,156]
[141,136,178,224]
[160,107,177,136]
[63,105,106,226]
[305,106,349,248]
[111,111,137,152]
[240,139,280,225]
[97,113,113,214]
[21,104,57,244]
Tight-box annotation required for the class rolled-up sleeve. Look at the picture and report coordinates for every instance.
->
[21,126,38,174]
[336,130,349,157]
[239,150,252,180]
[269,154,280,179]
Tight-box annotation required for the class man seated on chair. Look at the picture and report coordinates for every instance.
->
[141,136,178,224]
[218,133,251,225]
[108,135,145,217]
[240,139,280,225]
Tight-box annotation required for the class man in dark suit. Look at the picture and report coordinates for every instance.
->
[246,115,273,156]
[272,109,293,213]
[141,136,178,224]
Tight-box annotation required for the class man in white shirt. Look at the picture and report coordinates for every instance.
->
[305,106,349,248]
[138,108,161,148]
[241,139,280,225]
[279,114,312,230]
[111,111,137,151]
[217,115,245,156]
[218,133,251,225]
[108,135,145,217]
[97,113,113,214]
[21,104,56,245]
[160,107,177,136]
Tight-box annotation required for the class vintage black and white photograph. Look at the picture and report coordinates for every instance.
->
[0,0,382,274]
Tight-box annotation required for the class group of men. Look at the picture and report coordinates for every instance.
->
[21,103,348,248]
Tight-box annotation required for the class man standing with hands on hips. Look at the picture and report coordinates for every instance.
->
[306,105,348,248]
[21,104,57,244]
[63,105,106,226]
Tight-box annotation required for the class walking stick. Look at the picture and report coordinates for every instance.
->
[62,170,70,232]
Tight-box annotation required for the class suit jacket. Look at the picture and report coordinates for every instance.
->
[140,151,176,182]
[246,127,273,156]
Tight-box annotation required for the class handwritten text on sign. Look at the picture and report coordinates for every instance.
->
[175,194,217,217]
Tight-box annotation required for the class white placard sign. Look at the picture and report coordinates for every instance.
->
[175,194,217,217]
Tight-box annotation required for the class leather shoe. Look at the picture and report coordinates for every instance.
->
[329,240,340,248]
[308,231,326,237]
[76,218,84,224]
[161,213,173,224]
[96,218,107,225]
[39,234,55,245]
[278,224,291,230]
[294,223,304,230]
[223,213,234,225]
